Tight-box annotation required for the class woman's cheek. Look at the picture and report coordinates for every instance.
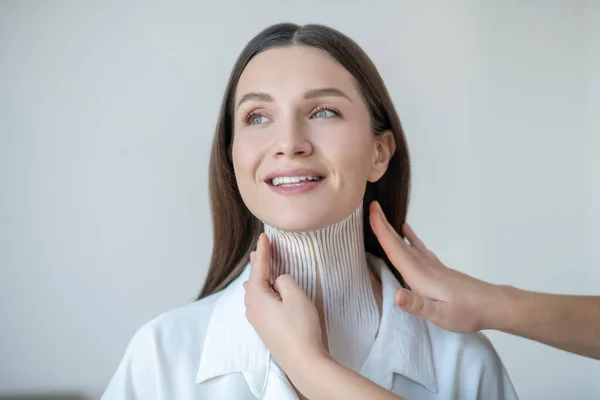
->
[233,137,268,184]
[233,132,256,161]
[330,133,374,172]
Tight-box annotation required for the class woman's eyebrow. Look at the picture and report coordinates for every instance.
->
[236,92,273,110]
[236,87,353,111]
[303,87,352,103]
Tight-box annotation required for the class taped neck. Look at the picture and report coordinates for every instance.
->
[263,205,367,301]
[263,204,380,371]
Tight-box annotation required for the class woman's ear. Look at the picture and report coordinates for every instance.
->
[368,130,396,183]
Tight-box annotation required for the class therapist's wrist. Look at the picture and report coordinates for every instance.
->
[482,284,520,331]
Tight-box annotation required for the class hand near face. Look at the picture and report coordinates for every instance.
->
[243,232,410,400]
[243,233,329,376]
[369,201,496,333]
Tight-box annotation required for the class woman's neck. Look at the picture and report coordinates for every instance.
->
[263,204,381,372]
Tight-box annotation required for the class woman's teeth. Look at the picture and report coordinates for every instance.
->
[271,176,321,187]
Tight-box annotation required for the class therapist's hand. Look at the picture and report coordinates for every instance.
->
[244,233,408,400]
[369,201,499,333]
[243,233,328,376]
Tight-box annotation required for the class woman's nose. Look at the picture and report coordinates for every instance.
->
[272,122,314,158]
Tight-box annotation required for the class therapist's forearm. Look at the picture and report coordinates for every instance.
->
[490,286,600,359]
[291,355,405,400]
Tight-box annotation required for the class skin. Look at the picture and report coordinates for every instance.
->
[231,45,394,398]
[244,200,600,399]
[244,233,405,400]
[231,45,394,232]
[370,201,600,360]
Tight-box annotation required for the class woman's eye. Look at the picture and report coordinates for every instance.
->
[247,114,271,125]
[312,108,339,119]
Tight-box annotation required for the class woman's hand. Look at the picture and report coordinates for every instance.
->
[244,233,407,400]
[243,233,329,377]
[369,201,499,333]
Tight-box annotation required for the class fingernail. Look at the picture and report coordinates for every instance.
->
[374,200,383,215]
[373,201,387,225]
[396,289,408,307]
[378,204,395,231]
[400,223,408,235]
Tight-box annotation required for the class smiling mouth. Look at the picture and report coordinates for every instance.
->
[268,175,324,187]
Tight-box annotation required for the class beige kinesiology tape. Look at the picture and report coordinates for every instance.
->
[264,204,380,372]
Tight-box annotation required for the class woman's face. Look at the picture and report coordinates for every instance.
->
[232,45,394,232]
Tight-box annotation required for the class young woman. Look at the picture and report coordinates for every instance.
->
[102,23,518,399]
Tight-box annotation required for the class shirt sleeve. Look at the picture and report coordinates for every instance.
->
[101,322,159,400]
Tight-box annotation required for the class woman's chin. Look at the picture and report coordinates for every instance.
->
[262,213,336,233]
[266,220,326,233]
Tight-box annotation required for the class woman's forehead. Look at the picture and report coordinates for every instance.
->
[235,46,359,103]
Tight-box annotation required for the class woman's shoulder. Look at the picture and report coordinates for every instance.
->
[132,291,223,350]
[424,322,518,398]
[426,321,501,364]
[102,292,226,399]
[127,265,250,353]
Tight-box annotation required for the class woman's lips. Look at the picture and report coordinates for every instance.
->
[267,177,325,195]
[264,168,326,195]
[264,168,324,182]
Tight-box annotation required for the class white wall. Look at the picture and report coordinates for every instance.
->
[1,1,598,399]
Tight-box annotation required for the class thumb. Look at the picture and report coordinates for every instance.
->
[272,274,304,299]
[395,288,443,323]
[248,233,273,294]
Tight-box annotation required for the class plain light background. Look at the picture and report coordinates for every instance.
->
[1,1,598,399]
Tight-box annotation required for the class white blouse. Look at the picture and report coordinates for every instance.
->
[102,254,519,399]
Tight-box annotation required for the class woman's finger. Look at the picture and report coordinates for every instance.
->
[247,233,273,294]
[272,274,304,300]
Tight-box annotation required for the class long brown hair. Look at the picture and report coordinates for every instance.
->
[198,23,411,299]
